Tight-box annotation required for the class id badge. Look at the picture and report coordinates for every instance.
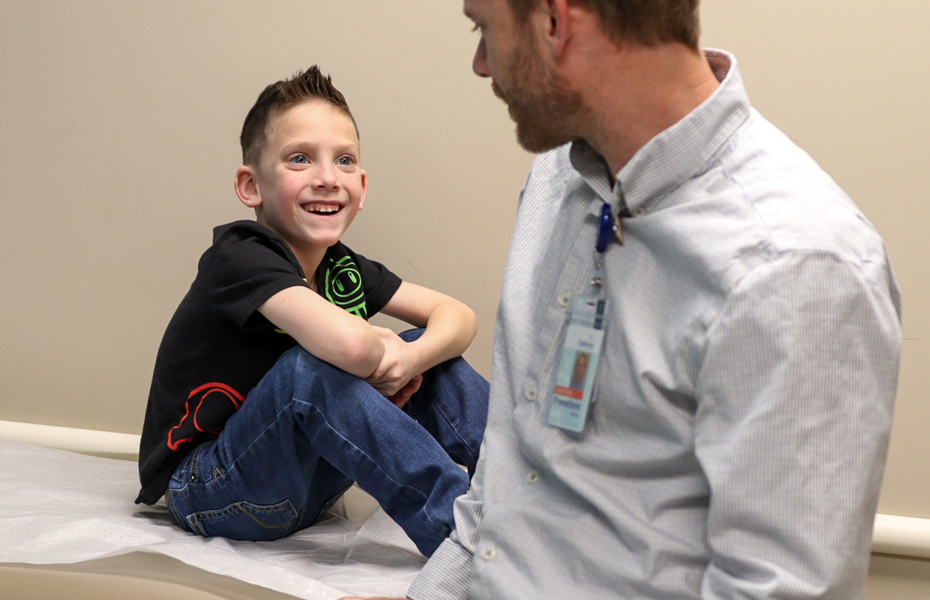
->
[547,295,610,433]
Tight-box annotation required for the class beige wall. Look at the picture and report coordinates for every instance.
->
[0,1,533,431]
[699,0,930,522]
[1,0,927,566]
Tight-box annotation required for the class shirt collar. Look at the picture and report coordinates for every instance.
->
[569,49,751,215]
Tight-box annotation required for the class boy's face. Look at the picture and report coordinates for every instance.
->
[237,100,367,256]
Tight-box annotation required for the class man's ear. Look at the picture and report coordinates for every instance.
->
[544,0,573,58]
[358,169,368,211]
[234,166,262,209]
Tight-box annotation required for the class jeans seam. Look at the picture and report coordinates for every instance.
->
[431,399,479,465]
[189,445,200,482]
[189,500,298,531]
[301,400,447,530]
[219,402,295,477]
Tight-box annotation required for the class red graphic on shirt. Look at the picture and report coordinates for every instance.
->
[167,382,245,451]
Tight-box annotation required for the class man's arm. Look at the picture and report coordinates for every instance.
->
[257,285,385,378]
[366,281,478,397]
[695,252,900,598]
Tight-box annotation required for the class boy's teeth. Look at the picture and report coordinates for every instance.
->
[306,204,340,214]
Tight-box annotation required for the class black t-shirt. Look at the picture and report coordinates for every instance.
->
[136,221,401,505]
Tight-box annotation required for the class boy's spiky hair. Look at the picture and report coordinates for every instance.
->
[240,66,358,166]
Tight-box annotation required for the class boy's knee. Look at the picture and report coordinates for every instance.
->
[269,346,356,396]
[277,345,336,376]
[273,345,380,405]
[399,328,426,343]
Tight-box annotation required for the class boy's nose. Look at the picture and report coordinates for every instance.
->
[313,165,339,189]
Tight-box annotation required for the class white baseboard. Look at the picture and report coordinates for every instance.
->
[872,514,930,559]
[0,419,139,457]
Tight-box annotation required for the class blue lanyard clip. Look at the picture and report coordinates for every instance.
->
[596,202,621,253]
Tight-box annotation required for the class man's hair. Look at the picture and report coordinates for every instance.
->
[240,65,358,166]
[507,0,700,49]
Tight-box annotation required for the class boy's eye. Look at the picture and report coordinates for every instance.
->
[289,154,309,164]
[336,156,356,166]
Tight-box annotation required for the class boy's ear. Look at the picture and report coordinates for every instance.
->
[234,166,262,209]
[358,169,368,211]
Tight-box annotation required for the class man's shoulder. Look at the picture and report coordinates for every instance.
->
[631,112,891,302]
[717,113,882,262]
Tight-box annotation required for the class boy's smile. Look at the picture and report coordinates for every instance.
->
[236,100,367,273]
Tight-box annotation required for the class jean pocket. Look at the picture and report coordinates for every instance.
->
[170,441,219,488]
[185,498,299,541]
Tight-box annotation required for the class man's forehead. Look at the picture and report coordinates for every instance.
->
[464,0,501,19]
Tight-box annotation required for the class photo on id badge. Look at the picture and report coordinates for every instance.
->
[548,296,608,433]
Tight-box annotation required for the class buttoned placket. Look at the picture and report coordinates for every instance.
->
[520,193,603,413]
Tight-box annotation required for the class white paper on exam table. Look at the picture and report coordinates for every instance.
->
[0,440,424,600]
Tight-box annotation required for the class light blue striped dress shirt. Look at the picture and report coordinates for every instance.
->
[408,50,901,600]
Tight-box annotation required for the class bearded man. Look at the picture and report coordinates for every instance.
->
[344,1,901,599]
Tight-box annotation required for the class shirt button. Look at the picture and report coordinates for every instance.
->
[558,291,572,307]
[480,546,498,561]
[524,385,538,402]
[633,206,648,217]
[526,471,540,484]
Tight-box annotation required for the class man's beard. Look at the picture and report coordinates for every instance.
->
[491,31,587,153]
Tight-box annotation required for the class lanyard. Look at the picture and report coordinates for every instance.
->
[590,202,622,296]
[547,201,619,434]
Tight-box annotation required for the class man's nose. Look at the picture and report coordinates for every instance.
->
[473,37,491,77]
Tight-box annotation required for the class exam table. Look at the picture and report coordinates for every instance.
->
[0,420,423,600]
[2,420,930,600]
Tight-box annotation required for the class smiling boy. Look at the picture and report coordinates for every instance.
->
[135,66,489,557]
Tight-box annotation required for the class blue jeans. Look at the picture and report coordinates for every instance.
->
[165,329,488,557]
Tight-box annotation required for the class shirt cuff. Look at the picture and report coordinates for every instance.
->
[407,536,473,600]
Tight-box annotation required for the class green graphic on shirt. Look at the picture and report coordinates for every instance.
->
[323,255,367,319]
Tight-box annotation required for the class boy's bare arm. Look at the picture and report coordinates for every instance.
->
[367,282,477,396]
[257,285,384,378]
